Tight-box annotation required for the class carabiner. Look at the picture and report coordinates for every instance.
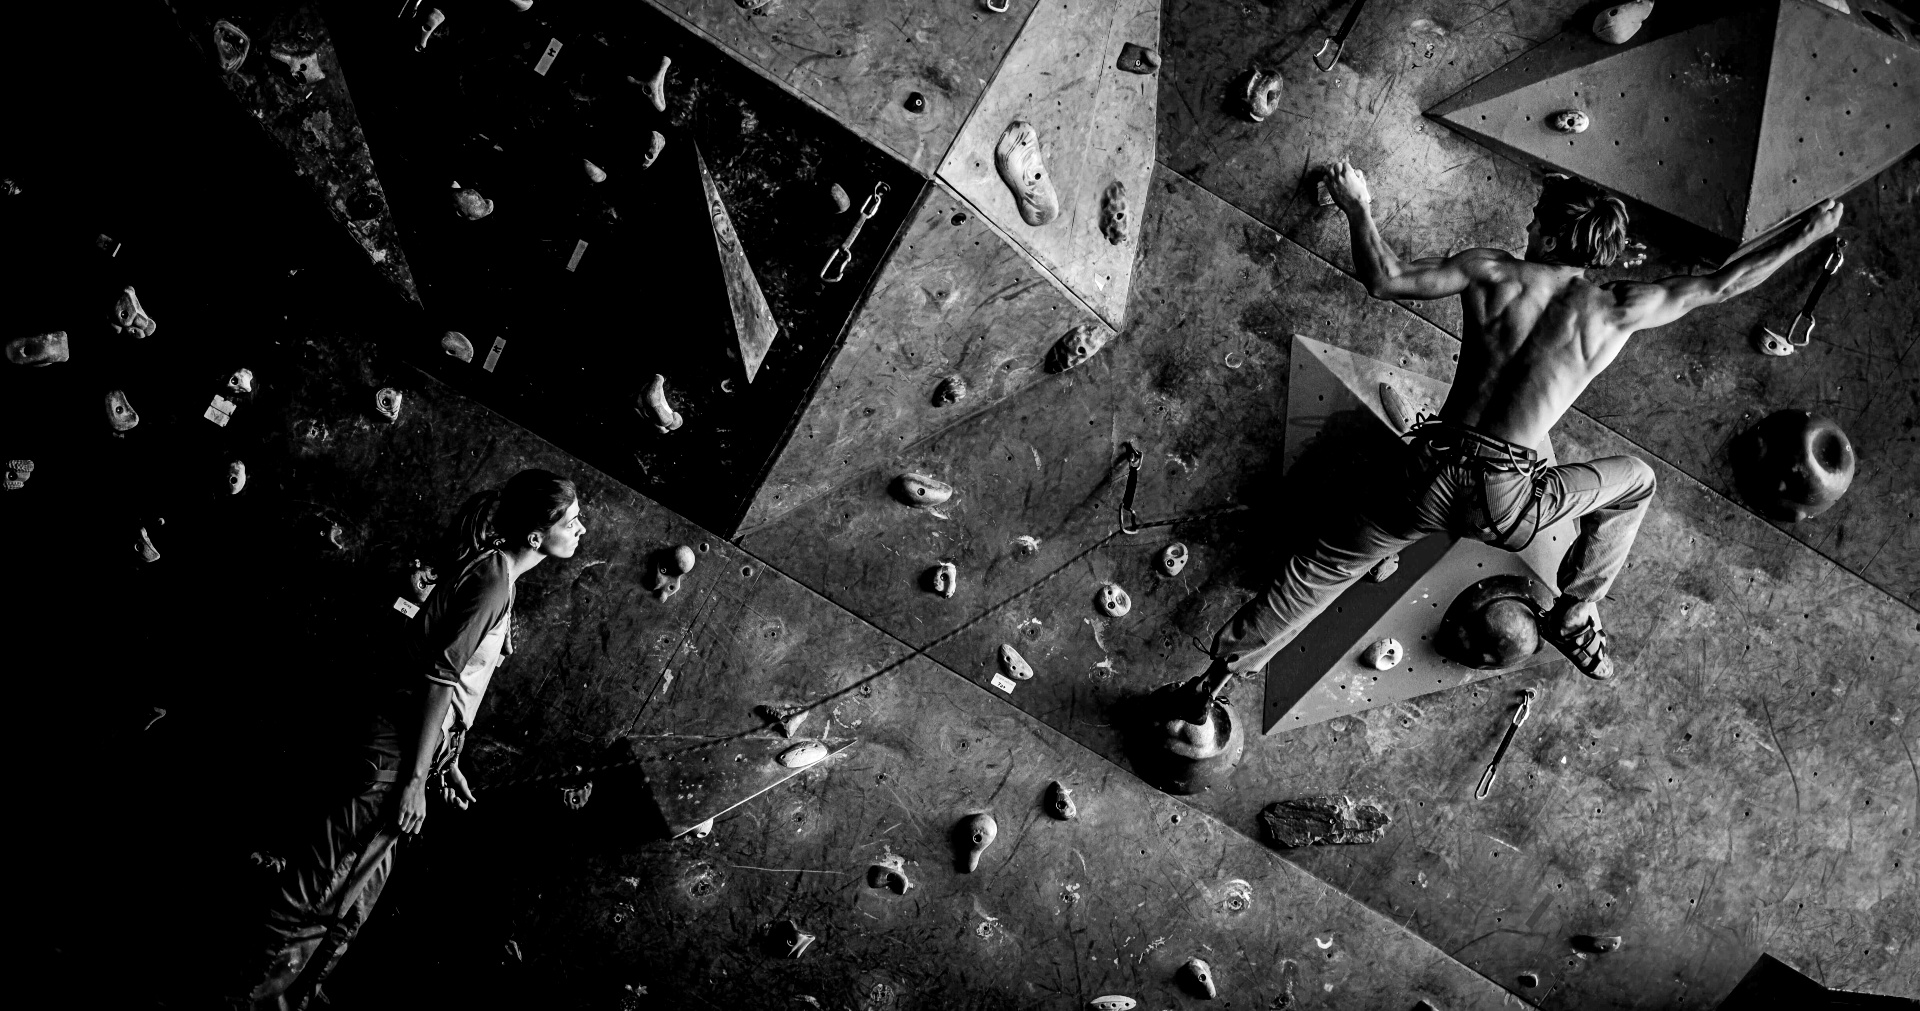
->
[1118,443,1144,535]
[1474,687,1536,800]
[821,182,889,283]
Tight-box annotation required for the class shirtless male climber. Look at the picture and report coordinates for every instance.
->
[1192,162,1843,692]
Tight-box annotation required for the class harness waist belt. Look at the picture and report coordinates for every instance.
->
[1408,418,1540,465]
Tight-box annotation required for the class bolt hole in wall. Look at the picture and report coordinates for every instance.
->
[323,1,924,534]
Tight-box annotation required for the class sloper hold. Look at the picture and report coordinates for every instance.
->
[1259,795,1392,847]
[954,812,997,872]
[693,141,781,383]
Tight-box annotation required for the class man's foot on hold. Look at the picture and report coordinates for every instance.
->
[1542,597,1613,680]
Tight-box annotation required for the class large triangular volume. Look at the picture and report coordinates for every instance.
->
[1262,337,1574,735]
[1744,0,1920,254]
[1426,8,1775,243]
[694,142,781,383]
[935,0,1159,327]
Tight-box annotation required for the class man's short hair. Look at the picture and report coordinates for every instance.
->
[1535,175,1630,268]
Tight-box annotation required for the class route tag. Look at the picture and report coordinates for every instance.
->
[990,673,1016,693]
[482,336,506,372]
[392,597,420,618]
[566,239,587,271]
[205,395,236,426]
[534,38,562,75]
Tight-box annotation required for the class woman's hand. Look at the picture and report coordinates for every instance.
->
[442,763,478,810]
[397,778,429,835]
[1325,158,1373,215]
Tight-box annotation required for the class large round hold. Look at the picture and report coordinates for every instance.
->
[1435,575,1553,670]
[1592,0,1655,44]
[1731,409,1856,522]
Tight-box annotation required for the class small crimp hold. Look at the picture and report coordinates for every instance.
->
[998,644,1033,681]
[228,368,255,394]
[135,522,163,563]
[1361,637,1403,670]
[415,8,446,51]
[560,780,593,810]
[1368,552,1401,582]
[933,374,967,406]
[1157,542,1188,577]
[451,181,495,220]
[407,558,438,602]
[640,130,667,170]
[891,473,953,507]
[1115,42,1161,74]
[1572,934,1623,953]
[1235,67,1284,122]
[764,920,814,958]
[1096,583,1131,617]
[111,286,158,338]
[270,50,325,83]
[829,183,851,214]
[1180,957,1217,999]
[756,703,809,739]
[583,158,607,184]
[213,20,250,72]
[105,390,140,433]
[374,387,404,422]
[1100,180,1130,245]
[1045,780,1076,820]
[1549,109,1590,134]
[955,812,997,872]
[227,460,247,495]
[1047,323,1110,373]
[638,55,671,113]
[3,459,34,491]
[778,740,829,769]
[640,374,683,433]
[1088,999,1137,1011]
[7,331,69,366]
[866,851,912,894]
[929,560,959,598]
[688,817,715,838]
[441,331,474,362]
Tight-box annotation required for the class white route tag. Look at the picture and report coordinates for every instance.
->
[393,597,420,618]
[990,673,1016,693]
[566,239,587,271]
[483,336,506,372]
[205,395,235,426]
[534,38,562,75]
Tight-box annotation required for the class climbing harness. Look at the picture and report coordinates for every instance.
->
[1758,236,1847,356]
[1118,443,1144,535]
[1313,0,1373,71]
[821,181,889,283]
[1474,687,1536,800]
[1408,419,1550,552]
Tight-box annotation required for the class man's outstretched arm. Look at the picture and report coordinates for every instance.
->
[1326,158,1504,300]
[1606,199,1844,334]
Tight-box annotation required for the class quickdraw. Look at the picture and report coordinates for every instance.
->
[1118,443,1144,535]
[821,182,889,283]
[1313,0,1372,72]
[1759,236,1847,356]
[1475,687,1536,800]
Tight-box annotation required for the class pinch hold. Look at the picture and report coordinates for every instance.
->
[890,472,953,507]
[7,331,69,366]
[777,740,829,769]
[998,644,1033,680]
[955,812,998,872]
[1096,582,1131,617]
[640,374,683,433]
[640,130,667,170]
[1045,780,1076,820]
[638,55,671,113]
[1157,542,1188,577]
[416,8,446,51]
[1180,957,1217,999]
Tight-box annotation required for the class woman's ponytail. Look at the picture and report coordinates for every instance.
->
[440,469,577,569]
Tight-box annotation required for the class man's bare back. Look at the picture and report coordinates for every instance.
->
[1324,158,1844,450]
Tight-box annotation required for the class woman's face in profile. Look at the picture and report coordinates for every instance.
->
[539,500,585,558]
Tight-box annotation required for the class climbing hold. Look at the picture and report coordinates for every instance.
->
[1234,67,1284,122]
[3,460,33,491]
[7,331,68,366]
[954,812,997,872]
[227,368,254,395]
[560,780,593,810]
[830,183,851,214]
[1157,542,1188,577]
[1087,998,1137,1011]
[1378,382,1413,434]
[998,644,1033,681]
[933,374,967,406]
[1548,109,1590,134]
[1180,957,1217,999]
[451,182,494,220]
[415,8,445,50]
[441,331,475,362]
[294,419,331,445]
[1572,934,1623,953]
[104,390,139,434]
[1360,637,1403,671]
[890,473,953,507]
[1115,42,1161,74]
[1100,180,1130,245]
[1436,574,1553,670]
[212,20,250,72]
[135,524,162,563]
[1732,410,1856,522]
[1045,781,1076,820]
[404,559,437,603]
[227,460,247,495]
[583,158,607,184]
[764,920,814,958]
[638,55,670,113]
[640,130,667,170]
[993,121,1060,227]
[645,545,697,599]
[270,50,324,83]
[1096,583,1130,618]
[111,286,158,338]
[777,740,829,769]
[929,560,959,599]
[1367,552,1400,582]
[1592,1,1654,44]
[756,703,809,739]
[1259,796,1393,847]
[640,374,683,433]
[1517,972,1541,988]
[1047,323,1110,373]
[373,387,403,422]
[866,851,913,893]
[904,91,926,114]
[689,817,715,839]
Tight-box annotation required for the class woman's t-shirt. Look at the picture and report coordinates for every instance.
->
[407,549,514,734]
